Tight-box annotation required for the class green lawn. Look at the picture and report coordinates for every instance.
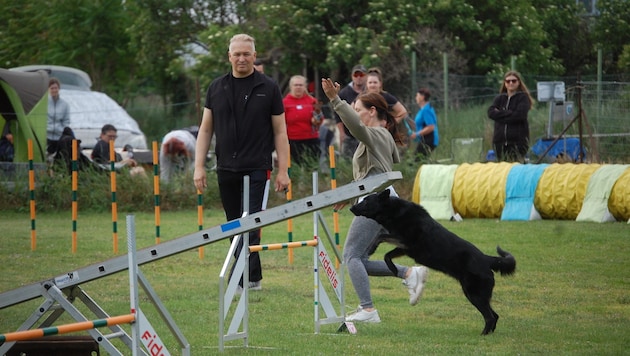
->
[0,210,629,355]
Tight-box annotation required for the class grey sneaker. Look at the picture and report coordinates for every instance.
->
[403,266,429,306]
[346,308,381,323]
[235,281,262,295]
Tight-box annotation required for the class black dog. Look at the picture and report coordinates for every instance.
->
[350,190,516,335]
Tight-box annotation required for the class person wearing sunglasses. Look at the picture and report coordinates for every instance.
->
[335,64,367,159]
[487,71,534,162]
[91,124,139,171]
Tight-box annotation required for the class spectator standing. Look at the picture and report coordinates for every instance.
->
[335,64,367,158]
[283,75,323,166]
[487,71,533,162]
[410,88,439,159]
[365,68,408,123]
[193,33,290,292]
[159,128,197,183]
[366,67,410,149]
[46,78,71,155]
[322,78,429,323]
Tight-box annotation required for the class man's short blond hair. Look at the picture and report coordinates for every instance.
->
[229,33,256,52]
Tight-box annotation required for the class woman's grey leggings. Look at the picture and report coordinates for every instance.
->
[343,215,409,310]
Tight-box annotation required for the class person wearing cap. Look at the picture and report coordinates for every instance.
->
[335,64,367,158]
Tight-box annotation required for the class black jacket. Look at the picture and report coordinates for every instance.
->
[205,71,284,172]
[487,92,531,146]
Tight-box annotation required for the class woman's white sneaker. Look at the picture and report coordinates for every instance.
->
[346,308,381,323]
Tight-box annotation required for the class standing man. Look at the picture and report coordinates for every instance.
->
[194,33,290,292]
[336,64,367,158]
[47,78,71,156]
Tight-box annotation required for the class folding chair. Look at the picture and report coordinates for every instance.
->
[438,137,484,164]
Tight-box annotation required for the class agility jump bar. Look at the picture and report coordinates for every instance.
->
[250,239,318,252]
[0,313,135,343]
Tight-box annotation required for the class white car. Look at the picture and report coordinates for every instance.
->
[10,65,148,149]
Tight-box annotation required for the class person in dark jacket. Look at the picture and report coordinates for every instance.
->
[193,33,290,293]
[92,124,139,172]
[0,124,14,162]
[487,71,534,162]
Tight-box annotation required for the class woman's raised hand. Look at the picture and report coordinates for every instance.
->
[321,78,341,101]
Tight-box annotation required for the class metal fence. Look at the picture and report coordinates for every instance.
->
[391,73,629,163]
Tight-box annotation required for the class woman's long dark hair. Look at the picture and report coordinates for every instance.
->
[356,92,403,145]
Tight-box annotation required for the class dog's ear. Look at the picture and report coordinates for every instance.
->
[378,189,391,200]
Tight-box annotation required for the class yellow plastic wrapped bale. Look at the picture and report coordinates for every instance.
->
[534,163,600,220]
[608,167,630,222]
[451,162,515,218]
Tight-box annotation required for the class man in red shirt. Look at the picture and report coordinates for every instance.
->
[283,75,323,166]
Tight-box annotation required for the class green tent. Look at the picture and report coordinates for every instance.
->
[0,68,49,162]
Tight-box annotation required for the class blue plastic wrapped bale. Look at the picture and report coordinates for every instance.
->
[532,138,586,162]
[501,164,548,221]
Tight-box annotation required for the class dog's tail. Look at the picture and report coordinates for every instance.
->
[490,246,516,276]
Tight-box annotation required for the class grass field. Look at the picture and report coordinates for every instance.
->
[0,210,629,355]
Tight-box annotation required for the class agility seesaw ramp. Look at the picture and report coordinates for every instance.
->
[0,173,402,341]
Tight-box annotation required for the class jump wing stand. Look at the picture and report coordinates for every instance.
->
[219,171,358,351]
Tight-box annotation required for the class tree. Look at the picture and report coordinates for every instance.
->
[126,0,209,121]
[592,0,630,73]
[535,0,596,76]
[432,0,563,75]
[0,0,137,98]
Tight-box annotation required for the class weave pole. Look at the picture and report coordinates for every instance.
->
[329,145,340,268]
[287,151,294,264]
[109,140,119,254]
[0,314,135,343]
[28,139,36,251]
[71,140,79,253]
[152,141,161,244]
[197,189,204,259]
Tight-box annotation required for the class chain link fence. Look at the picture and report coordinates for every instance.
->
[390,73,629,163]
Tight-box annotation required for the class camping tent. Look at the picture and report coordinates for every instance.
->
[9,65,147,150]
[0,68,49,162]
